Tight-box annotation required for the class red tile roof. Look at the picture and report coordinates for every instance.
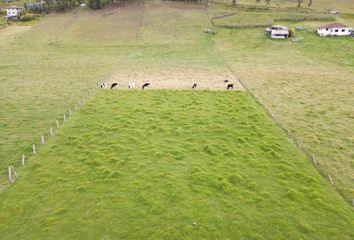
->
[319,23,349,29]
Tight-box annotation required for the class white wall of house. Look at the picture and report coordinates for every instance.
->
[317,27,353,36]
[6,7,23,17]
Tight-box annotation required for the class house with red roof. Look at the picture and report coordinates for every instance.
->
[317,23,353,37]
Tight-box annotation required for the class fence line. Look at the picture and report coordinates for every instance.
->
[3,79,103,185]
[209,41,350,204]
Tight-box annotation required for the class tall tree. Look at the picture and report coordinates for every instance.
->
[308,0,313,7]
[297,0,302,8]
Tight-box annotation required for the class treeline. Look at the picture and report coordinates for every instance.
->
[26,0,141,12]
[87,0,141,10]
[26,0,207,12]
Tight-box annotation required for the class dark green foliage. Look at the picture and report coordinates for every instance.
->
[88,0,101,10]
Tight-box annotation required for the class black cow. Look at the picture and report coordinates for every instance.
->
[192,83,197,89]
[101,82,107,88]
[227,84,234,90]
[142,83,150,90]
[224,79,229,83]
[111,83,118,89]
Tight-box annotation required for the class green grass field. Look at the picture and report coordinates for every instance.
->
[212,14,354,202]
[0,0,353,238]
[0,2,246,179]
[0,91,353,239]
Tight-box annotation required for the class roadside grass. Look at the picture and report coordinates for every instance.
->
[0,91,353,239]
[213,20,354,202]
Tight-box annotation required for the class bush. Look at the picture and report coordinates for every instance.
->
[19,13,38,22]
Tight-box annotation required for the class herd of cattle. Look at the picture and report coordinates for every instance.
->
[101,79,234,90]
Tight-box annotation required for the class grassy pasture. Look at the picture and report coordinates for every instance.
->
[0,91,353,239]
[212,11,335,28]
[213,17,354,202]
[213,0,354,12]
[1,2,246,179]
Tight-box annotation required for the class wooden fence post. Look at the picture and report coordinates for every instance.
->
[11,165,17,178]
[21,154,25,166]
[41,135,45,144]
[328,175,333,185]
[311,154,316,166]
[69,109,72,116]
[297,140,302,149]
[56,120,60,128]
[8,166,13,183]
[32,144,36,154]
[63,114,67,122]
[50,127,54,136]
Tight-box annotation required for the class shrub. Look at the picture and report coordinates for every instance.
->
[19,13,38,22]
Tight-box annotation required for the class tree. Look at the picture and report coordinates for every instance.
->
[308,0,313,7]
[88,0,101,9]
[232,0,236,6]
[297,0,302,8]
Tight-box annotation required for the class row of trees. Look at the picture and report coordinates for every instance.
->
[31,0,140,11]
[232,0,313,8]
[27,0,314,12]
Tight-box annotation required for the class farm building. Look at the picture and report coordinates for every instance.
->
[265,25,290,39]
[6,6,23,19]
[317,23,353,37]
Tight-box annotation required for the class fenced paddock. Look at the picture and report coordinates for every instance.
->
[0,1,353,238]
[0,90,353,239]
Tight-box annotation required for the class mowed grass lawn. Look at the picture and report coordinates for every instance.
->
[0,91,353,239]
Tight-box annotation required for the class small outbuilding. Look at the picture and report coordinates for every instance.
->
[6,6,23,19]
[317,23,353,37]
[265,25,290,39]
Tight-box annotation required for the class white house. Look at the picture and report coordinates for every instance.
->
[317,23,353,37]
[6,6,23,19]
[265,25,290,39]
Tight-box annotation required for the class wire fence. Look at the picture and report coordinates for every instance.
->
[2,68,352,206]
[210,38,353,207]
[2,77,109,186]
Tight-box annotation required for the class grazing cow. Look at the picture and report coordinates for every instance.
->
[128,83,135,89]
[224,79,229,83]
[142,83,150,90]
[111,83,118,89]
[192,83,197,89]
[101,82,107,88]
[227,84,234,90]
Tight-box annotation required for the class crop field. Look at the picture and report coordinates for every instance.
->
[213,17,354,202]
[0,91,353,239]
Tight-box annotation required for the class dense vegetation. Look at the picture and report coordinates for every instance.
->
[0,91,353,239]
